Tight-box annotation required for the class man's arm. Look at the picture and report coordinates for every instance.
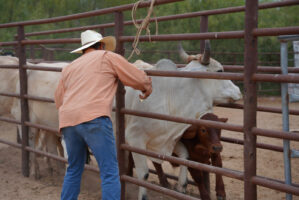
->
[107,52,152,99]
[54,78,65,109]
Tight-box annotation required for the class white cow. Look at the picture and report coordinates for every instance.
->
[0,56,68,178]
[0,56,19,115]
[122,43,241,199]
[12,61,68,178]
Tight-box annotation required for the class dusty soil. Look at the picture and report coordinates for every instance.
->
[0,97,298,200]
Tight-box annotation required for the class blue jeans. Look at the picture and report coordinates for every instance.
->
[61,116,120,200]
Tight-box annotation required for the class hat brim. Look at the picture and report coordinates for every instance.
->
[70,36,116,53]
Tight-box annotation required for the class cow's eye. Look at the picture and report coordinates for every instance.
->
[200,128,207,134]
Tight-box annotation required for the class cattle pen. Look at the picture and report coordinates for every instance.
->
[0,0,299,200]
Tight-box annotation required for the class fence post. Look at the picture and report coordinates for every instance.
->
[200,15,208,54]
[17,25,30,177]
[14,35,19,57]
[280,41,292,200]
[244,1,258,200]
[199,14,211,194]
[114,11,126,200]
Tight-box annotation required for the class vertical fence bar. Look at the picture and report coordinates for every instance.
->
[17,25,30,177]
[114,11,126,200]
[200,14,210,194]
[280,41,292,200]
[14,35,19,57]
[200,15,208,54]
[244,1,258,200]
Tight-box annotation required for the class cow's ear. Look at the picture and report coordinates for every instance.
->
[219,118,228,123]
[182,126,197,139]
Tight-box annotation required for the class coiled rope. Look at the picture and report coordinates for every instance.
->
[127,0,158,60]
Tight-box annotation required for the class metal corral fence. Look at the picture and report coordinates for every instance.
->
[0,0,299,200]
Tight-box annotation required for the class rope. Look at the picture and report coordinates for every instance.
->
[127,0,158,60]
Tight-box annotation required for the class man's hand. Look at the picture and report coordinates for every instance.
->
[139,77,152,100]
[139,87,152,100]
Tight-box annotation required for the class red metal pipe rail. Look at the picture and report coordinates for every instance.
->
[2,26,299,47]
[122,144,244,180]
[0,116,21,125]
[0,138,21,149]
[0,138,100,174]
[220,136,284,152]
[25,23,115,37]
[0,92,21,98]
[25,121,58,134]
[253,74,299,83]
[0,114,286,154]
[252,128,299,141]
[0,0,183,28]
[122,108,243,132]
[24,95,54,103]
[122,108,299,141]
[217,103,299,116]
[0,65,19,69]
[223,65,299,74]
[121,175,199,200]
[3,63,299,74]
[23,0,299,38]
[251,176,299,196]
[120,31,245,42]
[23,65,63,72]
[253,26,299,37]
[145,70,244,80]
[0,41,17,46]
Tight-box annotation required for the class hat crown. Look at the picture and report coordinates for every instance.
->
[81,30,103,46]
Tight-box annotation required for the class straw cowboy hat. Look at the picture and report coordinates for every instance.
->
[71,30,116,53]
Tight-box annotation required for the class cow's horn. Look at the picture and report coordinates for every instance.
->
[178,43,189,63]
[200,40,211,65]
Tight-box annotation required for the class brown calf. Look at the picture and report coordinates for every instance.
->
[180,113,227,200]
[148,113,228,200]
[126,113,227,200]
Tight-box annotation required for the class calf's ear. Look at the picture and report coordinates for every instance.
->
[182,126,197,139]
[219,118,228,123]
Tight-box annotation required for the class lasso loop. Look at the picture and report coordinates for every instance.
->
[128,0,158,60]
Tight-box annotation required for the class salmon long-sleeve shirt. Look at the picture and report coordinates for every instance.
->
[54,50,152,131]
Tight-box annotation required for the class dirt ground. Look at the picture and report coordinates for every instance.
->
[0,97,298,200]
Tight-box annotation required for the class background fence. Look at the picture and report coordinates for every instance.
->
[0,0,298,200]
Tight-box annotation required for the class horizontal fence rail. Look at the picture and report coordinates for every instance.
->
[0,138,100,173]
[121,175,199,200]
[122,108,244,132]
[122,143,244,180]
[217,103,299,116]
[251,176,299,196]
[0,0,184,28]
[23,0,299,37]
[122,108,299,142]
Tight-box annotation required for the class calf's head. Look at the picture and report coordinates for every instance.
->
[182,113,228,154]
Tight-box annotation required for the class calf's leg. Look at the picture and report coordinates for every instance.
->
[152,161,170,188]
[188,168,211,200]
[211,153,226,200]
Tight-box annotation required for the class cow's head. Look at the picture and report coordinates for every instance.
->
[182,113,228,155]
[178,41,242,104]
[178,40,223,73]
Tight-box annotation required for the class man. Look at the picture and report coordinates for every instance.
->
[55,30,152,200]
